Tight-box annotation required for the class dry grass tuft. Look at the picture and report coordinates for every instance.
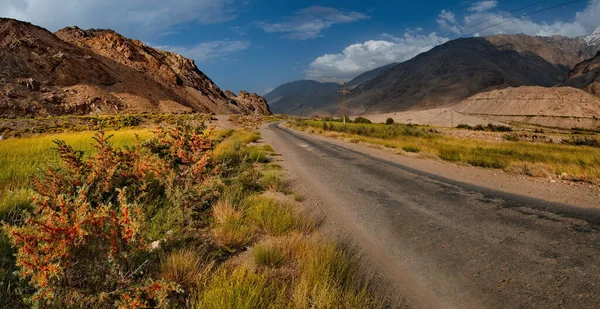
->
[253,243,287,267]
[212,200,255,247]
[505,162,555,178]
[160,248,214,290]
[245,196,320,236]
[213,200,243,225]
[260,171,292,194]
[293,192,305,202]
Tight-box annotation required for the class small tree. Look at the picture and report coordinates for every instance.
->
[385,118,394,125]
[353,117,372,124]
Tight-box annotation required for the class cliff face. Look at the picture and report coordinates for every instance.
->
[224,91,272,116]
[0,19,271,117]
[562,51,600,97]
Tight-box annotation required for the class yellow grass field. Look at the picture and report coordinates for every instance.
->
[0,129,153,191]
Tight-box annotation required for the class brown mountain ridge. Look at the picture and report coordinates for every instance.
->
[267,34,599,116]
[0,18,271,117]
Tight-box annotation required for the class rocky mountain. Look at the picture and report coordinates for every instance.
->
[335,35,598,115]
[562,51,600,96]
[265,64,400,115]
[268,34,598,116]
[582,26,600,47]
[0,18,270,117]
[223,90,272,115]
[265,80,341,115]
[346,62,398,88]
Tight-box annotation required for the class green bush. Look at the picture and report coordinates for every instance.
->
[564,137,600,148]
[385,118,394,125]
[461,123,512,132]
[504,134,520,142]
[353,117,372,124]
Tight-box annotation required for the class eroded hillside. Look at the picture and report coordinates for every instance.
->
[0,19,271,117]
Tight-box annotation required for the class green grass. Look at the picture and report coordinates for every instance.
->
[287,236,382,308]
[245,196,298,236]
[194,267,286,309]
[253,243,287,267]
[0,189,32,222]
[247,146,268,163]
[295,120,600,183]
[195,236,382,309]
[213,131,263,165]
[260,171,292,194]
[401,146,420,153]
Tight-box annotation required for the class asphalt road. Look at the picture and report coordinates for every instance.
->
[262,122,600,309]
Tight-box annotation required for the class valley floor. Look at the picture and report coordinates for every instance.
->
[263,121,600,309]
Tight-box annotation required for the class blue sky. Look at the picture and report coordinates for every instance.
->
[3,0,600,94]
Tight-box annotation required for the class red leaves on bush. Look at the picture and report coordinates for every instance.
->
[3,126,218,307]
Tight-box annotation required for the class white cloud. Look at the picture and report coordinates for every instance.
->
[441,0,600,38]
[156,40,250,63]
[306,31,448,80]
[437,10,461,35]
[468,1,498,13]
[0,0,242,38]
[574,0,600,33]
[255,6,369,40]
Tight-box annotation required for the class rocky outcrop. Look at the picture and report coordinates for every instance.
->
[224,91,272,115]
[562,51,600,97]
[0,18,270,117]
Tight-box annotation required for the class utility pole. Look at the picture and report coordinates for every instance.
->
[337,83,352,124]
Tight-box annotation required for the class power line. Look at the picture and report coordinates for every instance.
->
[405,0,564,61]
[396,0,588,67]
[459,0,587,39]
[461,0,553,33]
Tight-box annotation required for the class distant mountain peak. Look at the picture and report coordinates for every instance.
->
[582,26,600,45]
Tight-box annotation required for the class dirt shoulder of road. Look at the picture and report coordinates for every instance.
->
[282,122,600,209]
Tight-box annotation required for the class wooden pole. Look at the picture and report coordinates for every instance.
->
[337,83,352,124]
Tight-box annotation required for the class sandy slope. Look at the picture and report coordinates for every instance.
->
[364,86,600,130]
